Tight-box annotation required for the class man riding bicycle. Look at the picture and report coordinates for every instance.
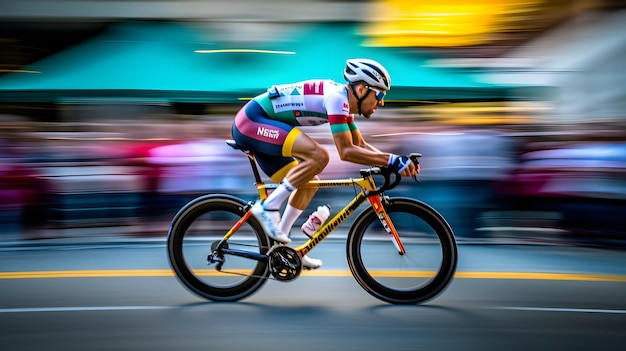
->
[231,58,420,269]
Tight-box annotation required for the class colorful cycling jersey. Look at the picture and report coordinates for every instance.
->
[253,79,357,135]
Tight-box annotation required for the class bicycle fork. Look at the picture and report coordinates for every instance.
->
[368,195,406,255]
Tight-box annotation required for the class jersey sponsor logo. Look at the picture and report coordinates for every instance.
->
[296,117,328,126]
[270,84,306,112]
[275,101,304,109]
[303,81,324,95]
[294,110,328,126]
[257,127,280,139]
[343,102,349,113]
[273,96,305,113]
[294,110,326,118]
[274,84,302,96]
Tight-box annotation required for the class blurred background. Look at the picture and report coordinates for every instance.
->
[0,0,624,246]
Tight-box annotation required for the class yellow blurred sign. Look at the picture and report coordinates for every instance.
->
[363,0,537,47]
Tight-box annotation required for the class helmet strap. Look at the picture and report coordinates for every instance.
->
[349,83,371,117]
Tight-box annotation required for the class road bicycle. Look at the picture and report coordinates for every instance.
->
[167,140,457,304]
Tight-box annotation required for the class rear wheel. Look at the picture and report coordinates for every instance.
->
[167,194,270,302]
[347,197,457,304]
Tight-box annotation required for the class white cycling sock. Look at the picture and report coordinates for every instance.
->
[279,204,303,237]
[263,179,295,210]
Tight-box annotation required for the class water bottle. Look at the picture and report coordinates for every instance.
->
[301,204,331,238]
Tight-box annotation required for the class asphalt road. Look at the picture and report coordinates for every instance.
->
[0,238,625,351]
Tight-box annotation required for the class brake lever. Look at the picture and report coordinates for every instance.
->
[409,153,422,183]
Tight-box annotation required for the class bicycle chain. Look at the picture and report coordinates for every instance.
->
[213,243,303,282]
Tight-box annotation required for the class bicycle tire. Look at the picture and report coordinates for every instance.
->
[347,197,457,304]
[167,194,270,302]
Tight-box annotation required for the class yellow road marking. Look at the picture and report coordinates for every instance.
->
[0,270,175,279]
[454,271,626,282]
[0,270,625,282]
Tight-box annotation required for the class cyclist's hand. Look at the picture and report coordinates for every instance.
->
[402,160,420,178]
[388,154,420,178]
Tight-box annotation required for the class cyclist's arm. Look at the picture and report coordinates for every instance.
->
[332,124,418,176]
[348,128,385,154]
[341,113,383,153]
[332,128,390,166]
[351,129,383,153]
[330,117,418,178]
[324,92,416,174]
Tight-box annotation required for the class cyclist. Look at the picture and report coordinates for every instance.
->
[231,58,419,269]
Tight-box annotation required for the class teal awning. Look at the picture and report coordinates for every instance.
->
[0,21,516,104]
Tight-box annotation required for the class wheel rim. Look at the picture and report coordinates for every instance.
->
[348,199,457,304]
[168,196,270,301]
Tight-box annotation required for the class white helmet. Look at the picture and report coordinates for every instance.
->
[344,58,391,91]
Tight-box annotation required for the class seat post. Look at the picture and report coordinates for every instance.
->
[245,151,264,185]
[226,139,267,197]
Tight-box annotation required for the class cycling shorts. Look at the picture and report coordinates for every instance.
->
[232,100,300,182]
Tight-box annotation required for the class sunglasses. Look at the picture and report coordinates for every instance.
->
[367,86,386,101]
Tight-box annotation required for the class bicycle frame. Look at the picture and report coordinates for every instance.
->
[222,140,406,258]
[295,178,405,256]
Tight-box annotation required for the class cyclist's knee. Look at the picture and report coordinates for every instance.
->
[293,139,330,173]
[317,146,330,164]
[310,147,330,172]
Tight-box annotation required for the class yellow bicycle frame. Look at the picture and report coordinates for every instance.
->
[294,177,405,256]
[222,140,406,256]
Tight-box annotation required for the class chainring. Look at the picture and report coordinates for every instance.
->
[267,244,302,281]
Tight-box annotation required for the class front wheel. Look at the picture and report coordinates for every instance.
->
[167,194,271,302]
[347,197,457,304]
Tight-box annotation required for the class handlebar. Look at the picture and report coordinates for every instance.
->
[361,152,421,196]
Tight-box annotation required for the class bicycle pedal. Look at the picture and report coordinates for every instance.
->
[271,240,289,245]
[302,266,321,271]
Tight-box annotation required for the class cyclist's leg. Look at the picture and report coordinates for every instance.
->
[251,129,329,219]
[279,133,328,269]
[234,113,328,209]
[275,133,325,231]
[278,177,319,236]
[281,132,330,189]
[232,103,326,267]
[232,101,299,242]
[253,150,324,268]
[232,99,329,189]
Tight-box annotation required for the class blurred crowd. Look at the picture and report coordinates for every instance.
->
[1,112,624,246]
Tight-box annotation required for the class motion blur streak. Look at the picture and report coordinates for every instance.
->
[0,306,176,314]
[1,269,625,282]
